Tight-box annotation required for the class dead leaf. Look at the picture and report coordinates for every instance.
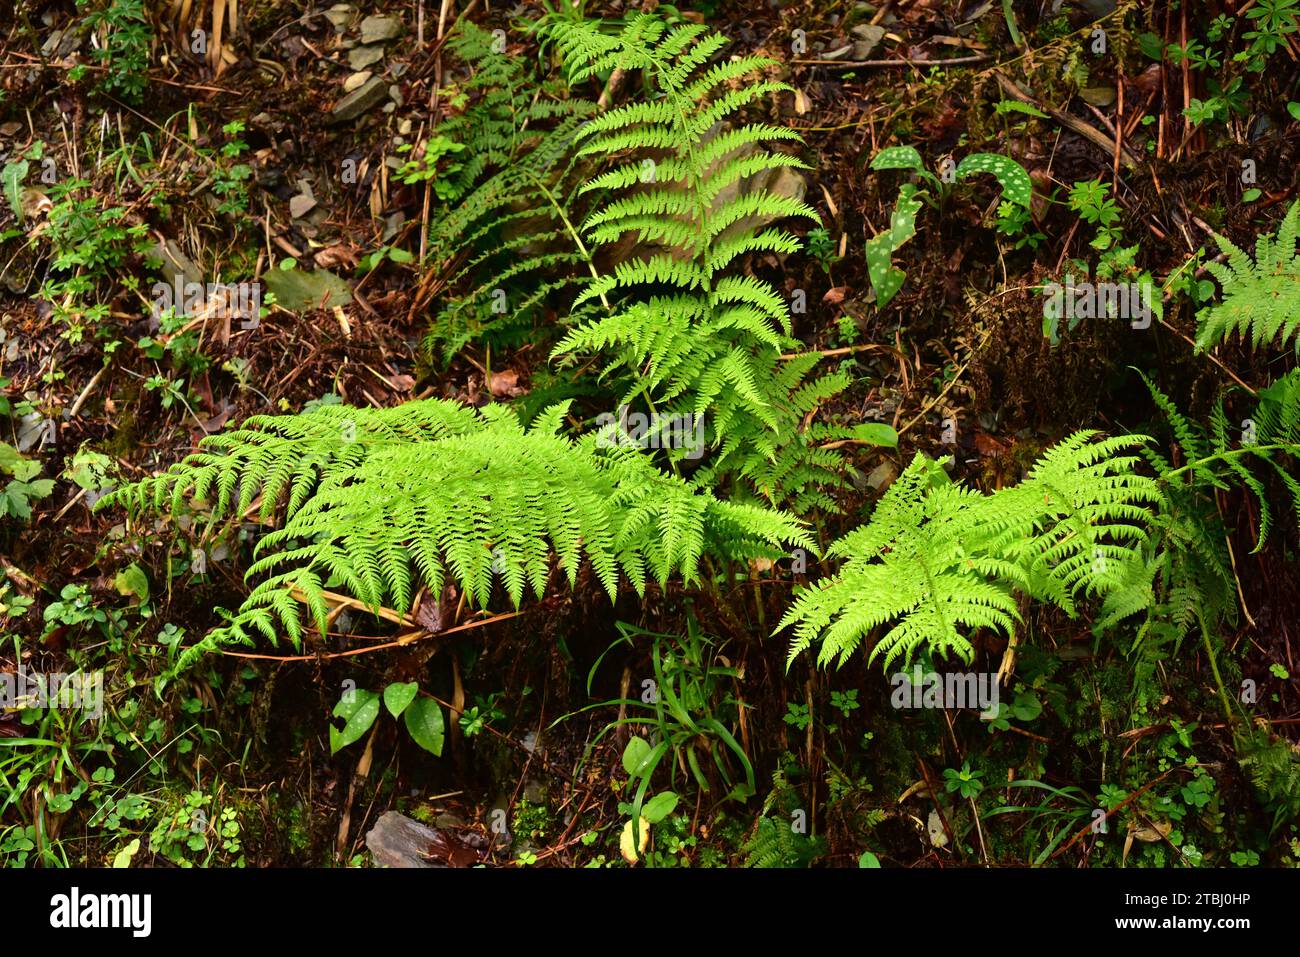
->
[620,817,651,863]
[488,369,523,397]
[314,244,359,270]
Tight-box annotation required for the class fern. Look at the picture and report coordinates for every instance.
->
[1099,371,1300,638]
[742,767,826,867]
[1194,198,1300,353]
[1238,726,1300,831]
[101,399,812,672]
[545,14,852,511]
[421,23,601,362]
[777,433,1159,671]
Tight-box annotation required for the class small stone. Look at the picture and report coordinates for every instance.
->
[866,461,898,491]
[348,44,385,70]
[822,44,853,60]
[850,23,886,57]
[324,4,357,32]
[289,193,317,219]
[398,119,413,135]
[359,15,403,43]
[343,70,372,93]
[388,85,404,107]
[331,75,388,122]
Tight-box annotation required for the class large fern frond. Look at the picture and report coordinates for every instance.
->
[777,433,1159,672]
[101,399,812,672]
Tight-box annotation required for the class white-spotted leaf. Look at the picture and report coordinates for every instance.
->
[956,153,1033,208]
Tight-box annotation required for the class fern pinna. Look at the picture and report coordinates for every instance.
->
[545,14,853,512]
[777,432,1160,671]
[421,23,600,362]
[100,399,812,671]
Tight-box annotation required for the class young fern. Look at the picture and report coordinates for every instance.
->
[777,433,1159,671]
[1194,198,1300,353]
[100,399,813,672]
[545,14,852,511]
[421,23,601,362]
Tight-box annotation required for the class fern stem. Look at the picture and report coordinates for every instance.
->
[1198,617,1238,730]
[526,171,611,309]
[1162,444,1295,482]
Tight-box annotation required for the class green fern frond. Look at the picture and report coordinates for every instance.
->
[100,399,812,673]
[421,23,601,363]
[543,13,848,512]
[778,433,1160,672]
[1195,198,1300,352]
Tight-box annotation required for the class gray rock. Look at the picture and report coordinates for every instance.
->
[867,461,898,491]
[330,75,388,122]
[359,15,404,43]
[348,44,385,71]
[851,23,886,59]
[366,812,444,868]
[289,193,317,219]
[324,4,358,32]
[151,239,203,289]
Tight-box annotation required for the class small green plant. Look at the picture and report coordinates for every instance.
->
[568,618,756,817]
[0,443,53,521]
[75,0,152,102]
[866,146,1032,306]
[943,762,985,800]
[328,682,446,757]
[1067,178,1123,252]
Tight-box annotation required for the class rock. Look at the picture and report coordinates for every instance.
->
[359,15,404,43]
[366,812,444,868]
[330,76,388,122]
[289,193,317,218]
[388,85,404,107]
[343,70,372,93]
[348,44,385,71]
[150,239,203,289]
[823,44,853,60]
[324,4,358,31]
[866,461,898,491]
[262,265,352,311]
[850,23,886,59]
[927,810,948,847]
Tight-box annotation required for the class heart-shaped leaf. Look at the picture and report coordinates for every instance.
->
[383,681,419,718]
